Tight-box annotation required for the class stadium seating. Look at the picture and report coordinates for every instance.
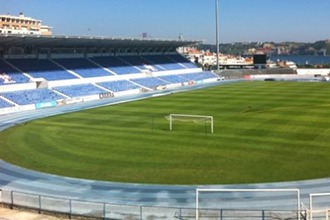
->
[141,55,186,70]
[53,83,107,98]
[1,88,64,105]
[1,55,199,84]
[6,59,77,81]
[91,56,141,75]
[131,77,168,89]
[53,58,113,78]
[0,54,218,111]
[158,74,187,84]
[97,80,141,92]
[119,56,163,72]
[0,59,30,84]
[169,54,198,68]
[180,72,218,81]
[0,97,14,108]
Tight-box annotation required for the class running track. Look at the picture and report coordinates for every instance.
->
[1,81,330,212]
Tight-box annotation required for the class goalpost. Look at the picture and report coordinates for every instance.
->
[168,114,214,134]
[196,188,301,220]
[309,192,330,220]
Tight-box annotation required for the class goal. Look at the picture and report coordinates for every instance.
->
[196,188,301,220]
[167,114,214,134]
[309,193,330,220]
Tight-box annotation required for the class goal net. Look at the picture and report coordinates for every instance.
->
[196,188,301,220]
[166,114,214,134]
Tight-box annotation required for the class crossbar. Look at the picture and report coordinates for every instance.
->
[169,114,213,133]
[309,193,330,220]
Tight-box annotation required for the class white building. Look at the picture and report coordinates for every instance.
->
[0,13,52,35]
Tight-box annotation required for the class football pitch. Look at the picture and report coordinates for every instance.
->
[1,81,330,184]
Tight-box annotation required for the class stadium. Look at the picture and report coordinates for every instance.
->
[1,15,330,220]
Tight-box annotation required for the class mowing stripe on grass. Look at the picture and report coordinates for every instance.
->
[0,81,330,184]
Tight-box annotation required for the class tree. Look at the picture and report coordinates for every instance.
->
[326,41,330,55]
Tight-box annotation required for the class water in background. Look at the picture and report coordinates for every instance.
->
[269,55,330,65]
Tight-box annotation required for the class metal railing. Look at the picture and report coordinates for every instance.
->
[0,189,306,220]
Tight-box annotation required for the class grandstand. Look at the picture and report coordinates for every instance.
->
[0,34,219,115]
[0,59,30,84]
[53,83,108,98]
[97,80,141,92]
[53,57,113,78]
[2,88,63,105]
[7,58,78,80]
[0,97,13,108]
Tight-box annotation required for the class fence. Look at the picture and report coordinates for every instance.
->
[0,189,309,220]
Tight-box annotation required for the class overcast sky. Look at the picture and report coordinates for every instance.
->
[1,0,329,44]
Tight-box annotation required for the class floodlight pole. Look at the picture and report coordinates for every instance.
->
[215,0,220,72]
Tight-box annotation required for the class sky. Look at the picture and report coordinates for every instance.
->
[1,0,330,44]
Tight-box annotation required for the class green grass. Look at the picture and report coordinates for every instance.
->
[1,81,330,184]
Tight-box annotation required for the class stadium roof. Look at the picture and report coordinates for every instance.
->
[0,34,200,50]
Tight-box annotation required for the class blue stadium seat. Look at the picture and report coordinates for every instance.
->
[131,77,168,89]
[159,75,187,84]
[180,72,218,81]
[7,59,77,81]
[2,88,64,105]
[141,55,187,70]
[53,58,113,78]
[91,56,141,75]
[0,60,30,84]
[167,54,197,68]
[0,97,14,108]
[119,56,163,72]
[98,80,140,92]
[54,83,107,98]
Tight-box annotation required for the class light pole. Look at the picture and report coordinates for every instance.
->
[215,0,220,71]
